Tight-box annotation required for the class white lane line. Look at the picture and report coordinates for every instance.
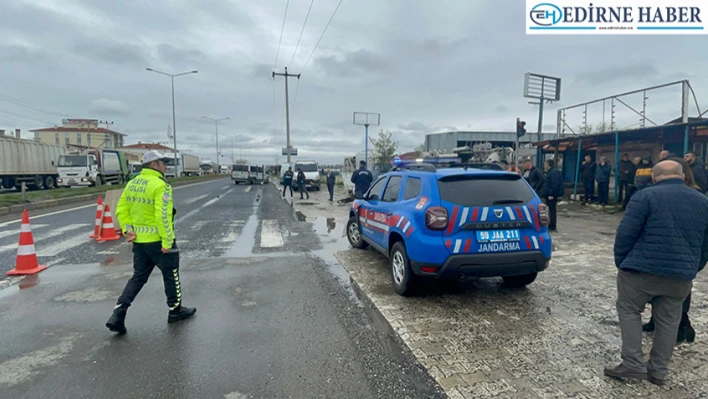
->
[0,224,88,254]
[0,178,229,228]
[0,224,49,239]
[0,204,96,228]
[46,257,66,266]
[175,188,234,224]
[37,236,91,257]
[260,220,284,248]
[222,186,231,190]
[96,250,119,255]
[183,193,209,205]
[245,186,252,193]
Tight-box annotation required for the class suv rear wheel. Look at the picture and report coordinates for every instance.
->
[391,242,417,296]
[502,272,538,288]
[346,216,368,249]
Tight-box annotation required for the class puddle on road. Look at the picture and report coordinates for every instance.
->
[225,214,258,257]
[308,215,362,305]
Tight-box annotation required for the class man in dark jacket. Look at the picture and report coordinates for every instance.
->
[296,168,309,199]
[522,159,545,195]
[541,159,563,231]
[684,152,708,193]
[580,155,596,203]
[326,169,336,201]
[621,156,653,211]
[282,167,294,198]
[351,160,373,199]
[595,156,612,206]
[606,160,708,385]
[618,153,636,203]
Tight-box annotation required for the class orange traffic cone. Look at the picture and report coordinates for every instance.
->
[89,195,104,238]
[97,204,121,242]
[7,210,48,276]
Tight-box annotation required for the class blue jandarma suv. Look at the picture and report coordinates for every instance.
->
[347,160,552,296]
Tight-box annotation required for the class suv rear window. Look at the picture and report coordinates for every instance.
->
[437,174,535,207]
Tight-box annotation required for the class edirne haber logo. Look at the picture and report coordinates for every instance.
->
[526,0,707,35]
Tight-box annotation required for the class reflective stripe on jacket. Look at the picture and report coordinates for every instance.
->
[115,167,175,248]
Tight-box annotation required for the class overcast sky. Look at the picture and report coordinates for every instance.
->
[1,0,706,164]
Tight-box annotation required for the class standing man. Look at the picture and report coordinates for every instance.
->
[106,150,196,335]
[521,158,545,196]
[541,159,564,232]
[617,153,636,203]
[684,152,708,193]
[606,160,708,385]
[580,155,596,204]
[351,160,373,199]
[296,168,309,200]
[282,166,294,198]
[595,156,612,206]
[326,169,336,201]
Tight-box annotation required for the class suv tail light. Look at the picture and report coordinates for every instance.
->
[425,207,448,230]
[538,203,550,227]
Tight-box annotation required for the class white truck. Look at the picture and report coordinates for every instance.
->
[182,154,201,176]
[293,160,321,191]
[56,149,128,187]
[0,136,65,190]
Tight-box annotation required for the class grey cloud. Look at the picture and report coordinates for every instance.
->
[156,44,207,68]
[315,49,391,76]
[397,122,431,132]
[574,64,659,87]
[90,99,129,116]
[72,38,150,65]
[495,105,509,114]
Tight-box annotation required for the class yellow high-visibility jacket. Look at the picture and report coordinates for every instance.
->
[115,168,175,248]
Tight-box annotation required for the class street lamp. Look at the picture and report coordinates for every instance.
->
[224,134,246,163]
[202,116,229,172]
[146,67,198,178]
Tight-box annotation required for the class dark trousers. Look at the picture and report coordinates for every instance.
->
[622,185,638,209]
[618,180,630,202]
[298,182,309,198]
[118,242,181,309]
[282,183,293,197]
[327,184,334,200]
[598,181,610,205]
[583,178,594,202]
[545,197,557,230]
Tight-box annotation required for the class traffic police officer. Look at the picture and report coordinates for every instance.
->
[106,150,196,334]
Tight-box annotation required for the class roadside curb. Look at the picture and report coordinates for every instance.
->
[0,176,229,217]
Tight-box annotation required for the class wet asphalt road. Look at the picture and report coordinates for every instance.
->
[0,179,444,399]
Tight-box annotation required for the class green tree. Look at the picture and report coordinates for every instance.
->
[369,129,399,168]
[414,142,426,152]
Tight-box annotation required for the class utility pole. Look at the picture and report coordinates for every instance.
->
[272,67,300,163]
[202,116,229,173]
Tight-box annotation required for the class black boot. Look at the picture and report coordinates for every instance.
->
[168,305,197,324]
[677,313,695,343]
[642,317,655,332]
[106,305,128,334]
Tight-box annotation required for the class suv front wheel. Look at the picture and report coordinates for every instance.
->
[347,217,368,249]
[391,242,418,296]
[502,272,538,288]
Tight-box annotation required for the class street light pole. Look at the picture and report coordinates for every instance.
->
[203,116,229,172]
[146,67,198,178]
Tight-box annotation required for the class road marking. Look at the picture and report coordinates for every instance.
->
[37,236,91,257]
[183,193,209,205]
[175,189,234,224]
[245,186,252,193]
[34,224,89,241]
[260,220,284,248]
[0,178,229,228]
[0,224,49,239]
[222,185,231,190]
[96,250,119,255]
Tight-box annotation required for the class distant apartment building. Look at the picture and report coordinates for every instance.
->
[30,119,127,149]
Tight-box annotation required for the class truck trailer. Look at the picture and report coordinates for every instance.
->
[0,136,65,190]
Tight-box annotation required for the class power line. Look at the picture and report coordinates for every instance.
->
[0,93,68,118]
[0,109,56,126]
[273,0,290,70]
[288,0,316,69]
[298,0,345,75]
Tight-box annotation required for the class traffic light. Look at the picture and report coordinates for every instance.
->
[516,119,526,138]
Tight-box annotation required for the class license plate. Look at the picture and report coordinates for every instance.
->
[476,229,520,243]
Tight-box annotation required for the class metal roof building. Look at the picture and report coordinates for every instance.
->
[424,131,556,152]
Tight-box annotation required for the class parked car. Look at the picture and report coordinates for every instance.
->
[346,159,552,296]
